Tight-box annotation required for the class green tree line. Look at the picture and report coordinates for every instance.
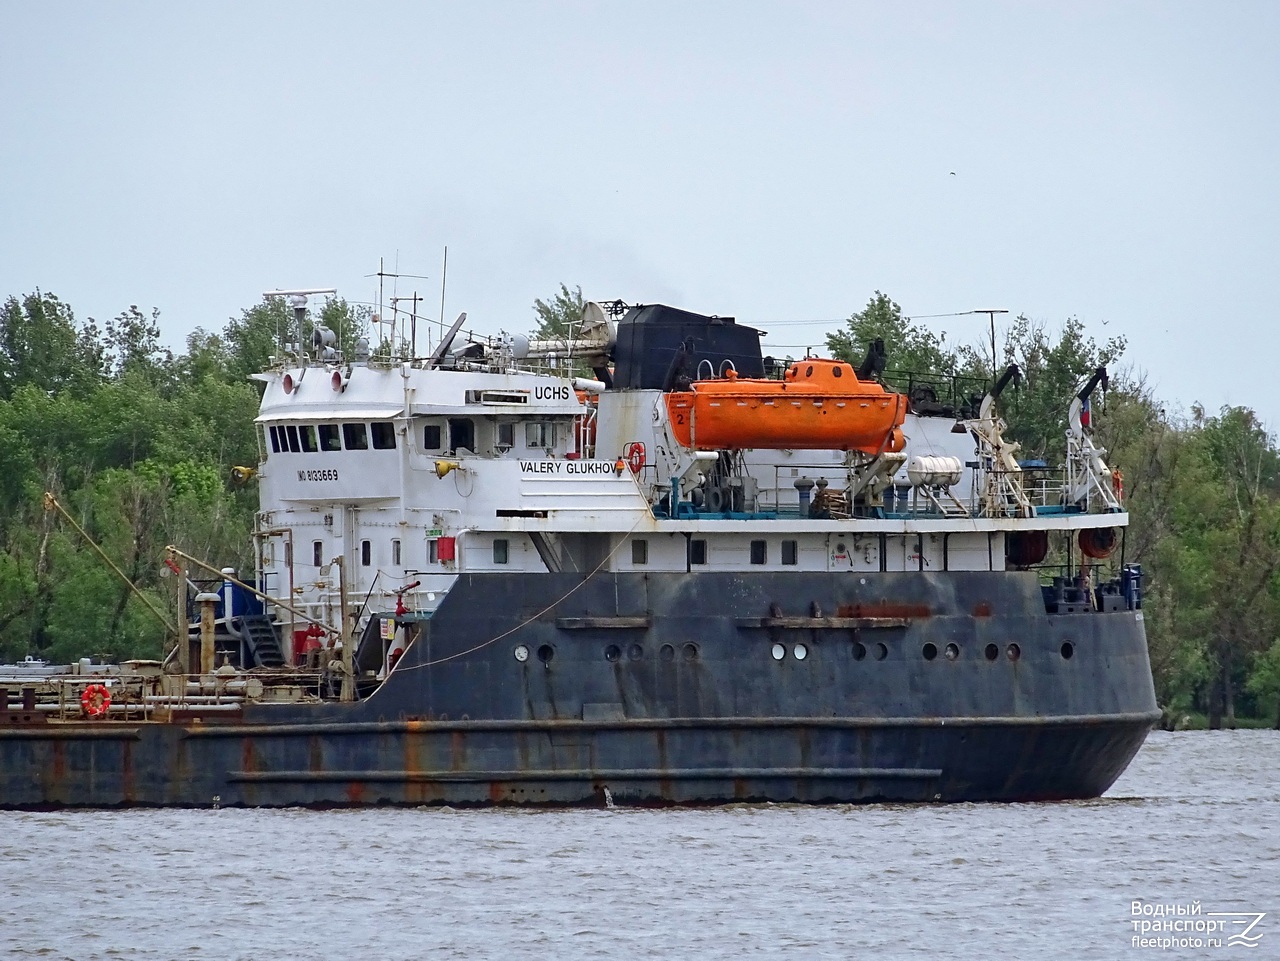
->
[0,292,360,666]
[2,287,1277,728]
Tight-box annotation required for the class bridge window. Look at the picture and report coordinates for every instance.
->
[497,422,515,449]
[632,539,648,565]
[344,423,369,451]
[782,540,798,565]
[493,539,509,564]
[371,422,396,450]
[285,425,301,452]
[423,424,442,450]
[300,425,319,453]
[319,424,341,451]
[525,421,553,448]
[361,539,371,567]
[750,540,767,565]
[312,540,323,567]
[449,418,475,453]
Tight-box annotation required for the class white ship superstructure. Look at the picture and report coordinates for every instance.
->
[249,296,1131,669]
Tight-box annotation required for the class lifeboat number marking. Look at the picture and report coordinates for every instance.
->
[299,469,339,481]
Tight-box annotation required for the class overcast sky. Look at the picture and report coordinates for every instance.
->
[3,1,1277,427]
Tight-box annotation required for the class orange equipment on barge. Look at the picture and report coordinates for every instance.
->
[664,358,908,454]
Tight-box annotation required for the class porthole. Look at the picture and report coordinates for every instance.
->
[659,644,675,662]
[537,644,555,663]
[628,643,644,661]
[984,643,999,661]
[945,643,960,661]
[874,642,888,661]
[794,644,808,661]
[853,642,867,661]
[922,643,938,661]
[604,644,621,662]
[1006,643,1022,662]
[1060,641,1075,660]
[771,643,786,661]
[682,643,699,661]
[514,645,529,662]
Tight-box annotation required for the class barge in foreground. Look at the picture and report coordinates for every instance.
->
[0,294,1158,807]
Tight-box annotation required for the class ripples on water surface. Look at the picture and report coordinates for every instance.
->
[1,731,1275,960]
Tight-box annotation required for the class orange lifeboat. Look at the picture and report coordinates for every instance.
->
[664,359,907,454]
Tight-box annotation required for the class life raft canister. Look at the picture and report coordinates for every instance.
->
[81,683,111,718]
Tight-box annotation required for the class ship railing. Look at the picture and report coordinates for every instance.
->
[881,368,990,416]
[711,464,965,519]
[659,458,1118,521]
[750,461,981,520]
[1018,468,1123,515]
[968,464,1125,519]
[1021,471,1070,512]
[272,585,449,619]
[3,668,327,721]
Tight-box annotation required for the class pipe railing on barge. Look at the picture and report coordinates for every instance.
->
[2,668,332,722]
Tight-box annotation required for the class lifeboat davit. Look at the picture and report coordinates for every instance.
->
[665,359,907,454]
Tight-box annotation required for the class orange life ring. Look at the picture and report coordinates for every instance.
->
[81,683,111,718]
[624,442,646,474]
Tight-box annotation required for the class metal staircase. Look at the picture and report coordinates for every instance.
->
[234,616,285,668]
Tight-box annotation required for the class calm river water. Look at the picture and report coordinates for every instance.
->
[1,730,1275,960]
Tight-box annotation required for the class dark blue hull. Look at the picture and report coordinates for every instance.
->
[0,571,1159,807]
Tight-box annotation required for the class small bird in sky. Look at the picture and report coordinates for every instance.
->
[949,171,956,176]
